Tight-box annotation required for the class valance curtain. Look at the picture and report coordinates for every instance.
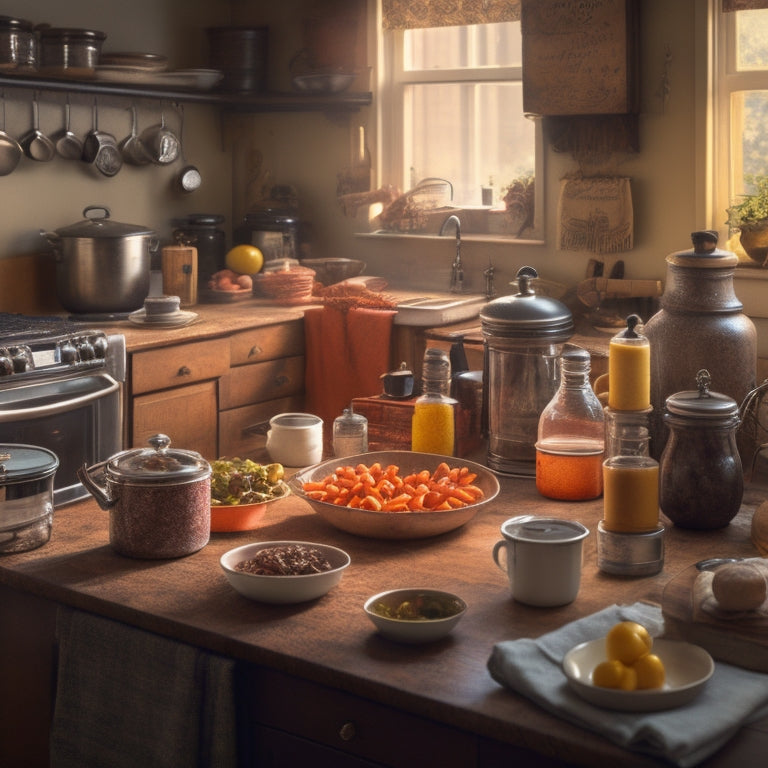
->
[382,0,520,30]
[723,1,768,10]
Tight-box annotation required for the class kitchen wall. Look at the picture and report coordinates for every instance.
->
[1,0,766,356]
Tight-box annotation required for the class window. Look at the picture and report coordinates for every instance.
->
[378,17,541,238]
[713,3,768,236]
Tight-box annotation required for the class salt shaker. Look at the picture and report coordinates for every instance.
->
[333,405,368,458]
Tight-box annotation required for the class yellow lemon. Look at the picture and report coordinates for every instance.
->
[633,653,666,690]
[605,621,653,665]
[592,659,637,691]
[226,244,264,275]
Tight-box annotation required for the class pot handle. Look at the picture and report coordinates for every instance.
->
[76,461,117,511]
[40,229,61,247]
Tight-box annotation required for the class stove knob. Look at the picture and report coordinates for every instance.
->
[0,353,13,376]
[91,336,109,359]
[58,341,78,364]
[78,340,96,360]
[10,349,28,373]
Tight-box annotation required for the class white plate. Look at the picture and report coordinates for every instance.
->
[128,309,198,328]
[95,67,223,89]
[563,638,714,711]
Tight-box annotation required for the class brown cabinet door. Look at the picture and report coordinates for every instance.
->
[219,355,305,410]
[132,380,218,458]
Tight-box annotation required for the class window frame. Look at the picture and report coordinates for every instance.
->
[376,19,545,241]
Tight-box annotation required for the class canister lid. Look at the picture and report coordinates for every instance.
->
[171,213,225,229]
[667,230,739,268]
[105,434,210,484]
[664,369,739,419]
[480,266,574,340]
[54,205,154,239]
[0,15,34,31]
[0,444,59,482]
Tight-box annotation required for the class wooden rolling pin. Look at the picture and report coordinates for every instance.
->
[577,277,663,307]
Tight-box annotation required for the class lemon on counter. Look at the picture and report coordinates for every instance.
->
[226,244,264,275]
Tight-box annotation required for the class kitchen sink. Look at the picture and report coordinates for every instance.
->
[393,293,488,326]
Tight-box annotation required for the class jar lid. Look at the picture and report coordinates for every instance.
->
[0,444,59,482]
[39,28,106,42]
[667,230,738,268]
[105,434,210,484]
[171,213,225,229]
[480,266,574,340]
[55,205,154,239]
[0,15,34,31]
[242,209,298,227]
[334,407,367,428]
[664,369,739,419]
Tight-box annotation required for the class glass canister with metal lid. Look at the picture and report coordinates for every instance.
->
[480,266,574,476]
[234,208,300,264]
[659,369,743,530]
[171,213,226,284]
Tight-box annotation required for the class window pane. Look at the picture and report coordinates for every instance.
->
[732,90,768,189]
[405,82,534,206]
[404,22,521,70]
[736,10,768,70]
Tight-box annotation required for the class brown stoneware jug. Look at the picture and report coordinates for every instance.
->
[644,231,756,460]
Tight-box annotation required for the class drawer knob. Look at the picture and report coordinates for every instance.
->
[274,374,288,387]
[177,365,192,377]
[338,722,356,742]
[248,345,264,358]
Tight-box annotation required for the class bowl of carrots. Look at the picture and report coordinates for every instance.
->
[288,451,500,539]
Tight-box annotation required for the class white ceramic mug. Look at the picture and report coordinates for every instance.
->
[492,515,589,607]
[266,413,324,467]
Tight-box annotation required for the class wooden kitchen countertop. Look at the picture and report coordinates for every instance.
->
[2,475,768,767]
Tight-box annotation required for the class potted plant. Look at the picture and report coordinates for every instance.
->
[726,174,768,265]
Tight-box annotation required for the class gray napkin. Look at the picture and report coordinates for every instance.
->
[487,602,768,767]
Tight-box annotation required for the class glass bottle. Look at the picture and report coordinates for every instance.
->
[333,405,368,458]
[602,409,659,533]
[535,344,604,500]
[411,348,456,455]
[659,369,743,529]
[608,314,650,411]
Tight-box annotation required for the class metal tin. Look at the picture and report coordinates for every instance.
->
[38,28,106,77]
[0,15,37,71]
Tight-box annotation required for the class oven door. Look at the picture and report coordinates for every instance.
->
[0,371,122,507]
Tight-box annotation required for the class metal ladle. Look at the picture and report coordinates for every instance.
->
[174,104,201,192]
[53,95,83,160]
[20,93,55,162]
[0,92,22,176]
[119,104,150,166]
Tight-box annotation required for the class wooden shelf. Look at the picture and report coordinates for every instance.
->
[0,73,372,112]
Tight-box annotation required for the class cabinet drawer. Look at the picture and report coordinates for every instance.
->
[239,666,477,768]
[229,321,304,367]
[219,355,304,410]
[131,339,229,395]
[132,380,218,458]
[219,396,304,458]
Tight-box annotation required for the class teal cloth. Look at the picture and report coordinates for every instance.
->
[487,602,768,767]
[50,608,237,768]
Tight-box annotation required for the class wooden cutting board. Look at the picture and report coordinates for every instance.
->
[662,557,768,672]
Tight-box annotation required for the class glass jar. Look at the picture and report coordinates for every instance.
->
[608,314,650,411]
[535,344,604,500]
[333,406,368,458]
[171,214,226,283]
[480,266,574,476]
[602,408,659,533]
[659,369,743,529]
[411,348,456,455]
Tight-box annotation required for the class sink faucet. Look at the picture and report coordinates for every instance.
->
[439,214,463,293]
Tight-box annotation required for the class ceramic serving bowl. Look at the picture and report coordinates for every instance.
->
[289,451,500,540]
[364,588,467,643]
[210,481,290,532]
[562,638,714,711]
[220,540,350,604]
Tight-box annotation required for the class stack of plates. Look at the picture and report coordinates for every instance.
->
[128,308,198,328]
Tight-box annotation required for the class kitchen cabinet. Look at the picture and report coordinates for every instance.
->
[125,311,306,460]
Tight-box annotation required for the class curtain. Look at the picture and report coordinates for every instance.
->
[723,1,768,10]
[382,0,521,30]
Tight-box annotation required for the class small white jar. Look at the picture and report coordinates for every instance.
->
[266,413,323,467]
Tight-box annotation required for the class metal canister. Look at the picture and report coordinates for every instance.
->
[480,266,574,476]
[234,208,299,263]
[659,370,743,530]
[171,214,226,283]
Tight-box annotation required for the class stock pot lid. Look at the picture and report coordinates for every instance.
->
[55,205,154,239]
[106,434,210,484]
[0,444,59,482]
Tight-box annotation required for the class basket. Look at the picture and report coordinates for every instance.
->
[253,265,316,304]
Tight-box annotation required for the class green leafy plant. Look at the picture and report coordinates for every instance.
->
[726,174,768,230]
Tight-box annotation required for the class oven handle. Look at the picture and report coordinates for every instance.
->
[0,375,120,421]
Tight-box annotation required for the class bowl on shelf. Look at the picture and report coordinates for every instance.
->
[291,73,356,94]
[299,258,365,286]
[288,451,500,540]
[364,588,467,643]
[220,540,350,604]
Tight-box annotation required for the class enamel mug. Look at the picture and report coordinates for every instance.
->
[492,516,589,607]
[266,413,323,467]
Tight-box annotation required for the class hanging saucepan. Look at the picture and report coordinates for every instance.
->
[0,91,22,175]
[139,105,180,165]
[82,100,122,177]
[52,95,83,160]
[19,93,55,162]
[42,205,157,314]
[77,434,211,559]
[118,104,150,166]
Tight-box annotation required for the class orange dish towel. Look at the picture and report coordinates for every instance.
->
[304,306,396,432]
